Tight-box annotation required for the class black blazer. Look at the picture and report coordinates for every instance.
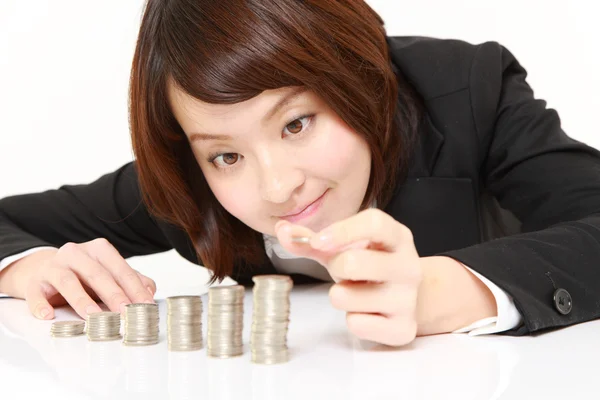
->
[2,37,600,336]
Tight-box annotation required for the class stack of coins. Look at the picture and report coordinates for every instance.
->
[86,311,121,341]
[50,320,85,337]
[167,295,203,351]
[123,303,159,346]
[206,285,245,358]
[250,275,293,364]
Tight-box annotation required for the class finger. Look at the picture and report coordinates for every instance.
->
[275,220,315,251]
[83,239,154,304]
[44,264,103,319]
[310,209,412,252]
[25,285,56,320]
[136,271,156,297]
[83,285,102,301]
[329,281,412,316]
[55,243,133,313]
[346,312,417,346]
[274,221,372,268]
[275,221,328,263]
[328,249,413,282]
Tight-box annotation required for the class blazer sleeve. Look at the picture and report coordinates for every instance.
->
[440,41,600,335]
[0,162,172,261]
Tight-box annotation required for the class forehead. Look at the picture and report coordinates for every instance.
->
[167,83,313,138]
[168,84,302,119]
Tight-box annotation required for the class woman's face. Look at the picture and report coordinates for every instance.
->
[169,85,371,236]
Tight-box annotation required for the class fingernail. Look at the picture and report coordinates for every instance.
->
[312,230,334,250]
[40,308,50,319]
[147,286,154,296]
[86,304,100,316]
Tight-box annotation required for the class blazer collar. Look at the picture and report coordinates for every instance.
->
[388,53,444,178]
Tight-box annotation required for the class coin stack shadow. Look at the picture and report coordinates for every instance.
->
[167,295,203,351]
[50,320,85,338]
[250,274,293,364]
[207,285,245,358]
[123,303,159,346]
[86,311,121,341]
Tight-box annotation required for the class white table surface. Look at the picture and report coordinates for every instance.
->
[0,282,597,400]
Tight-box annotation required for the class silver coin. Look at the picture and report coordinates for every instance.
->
[206,285,245,358]
[167,295,203,352]
[50,320,86,337]
[291,236,311,244]
[250,275,293,364]
[86,312,121,341]
[123,303,160,346]
[251,348,289,364]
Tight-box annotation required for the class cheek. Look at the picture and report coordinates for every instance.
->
[202,170,253,220]
[313,118,369,179]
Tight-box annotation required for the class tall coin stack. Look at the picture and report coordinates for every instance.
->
[123,303,159,346]
[206,285,245,358]
[167,295,203,351]
[250,275,293,364]
[50,320,85,338]
[86,311,121,341]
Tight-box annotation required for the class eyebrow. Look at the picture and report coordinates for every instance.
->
[189,86,308,143]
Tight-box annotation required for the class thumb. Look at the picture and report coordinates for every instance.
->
[275,221,332,265]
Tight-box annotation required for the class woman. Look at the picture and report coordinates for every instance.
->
[0,0,599,347]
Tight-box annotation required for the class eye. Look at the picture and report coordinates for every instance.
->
[283,115,313,136]
[206,114,315,171]
[211,153,239,168]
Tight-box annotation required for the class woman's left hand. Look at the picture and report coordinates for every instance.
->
[275,208,423,346]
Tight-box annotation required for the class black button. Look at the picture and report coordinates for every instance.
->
[553,288,572,315]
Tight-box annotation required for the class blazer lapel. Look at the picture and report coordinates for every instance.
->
[406,113,445,178]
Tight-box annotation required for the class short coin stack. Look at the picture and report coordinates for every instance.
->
[167,295,203,351]
[86,311,121,341]
[123,303,159,346]
[250,275,293,364]
[206,285,244,358]
[50,320,85,338]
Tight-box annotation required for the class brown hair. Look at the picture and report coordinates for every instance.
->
[129,0,422,283]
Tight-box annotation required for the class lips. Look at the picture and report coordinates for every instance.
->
[279,190,328,223]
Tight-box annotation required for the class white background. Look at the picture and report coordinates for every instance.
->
[1,1,599,287]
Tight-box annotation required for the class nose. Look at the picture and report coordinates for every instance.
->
[257,149,305,204]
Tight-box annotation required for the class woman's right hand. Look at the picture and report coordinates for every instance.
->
[0,238,156,320]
